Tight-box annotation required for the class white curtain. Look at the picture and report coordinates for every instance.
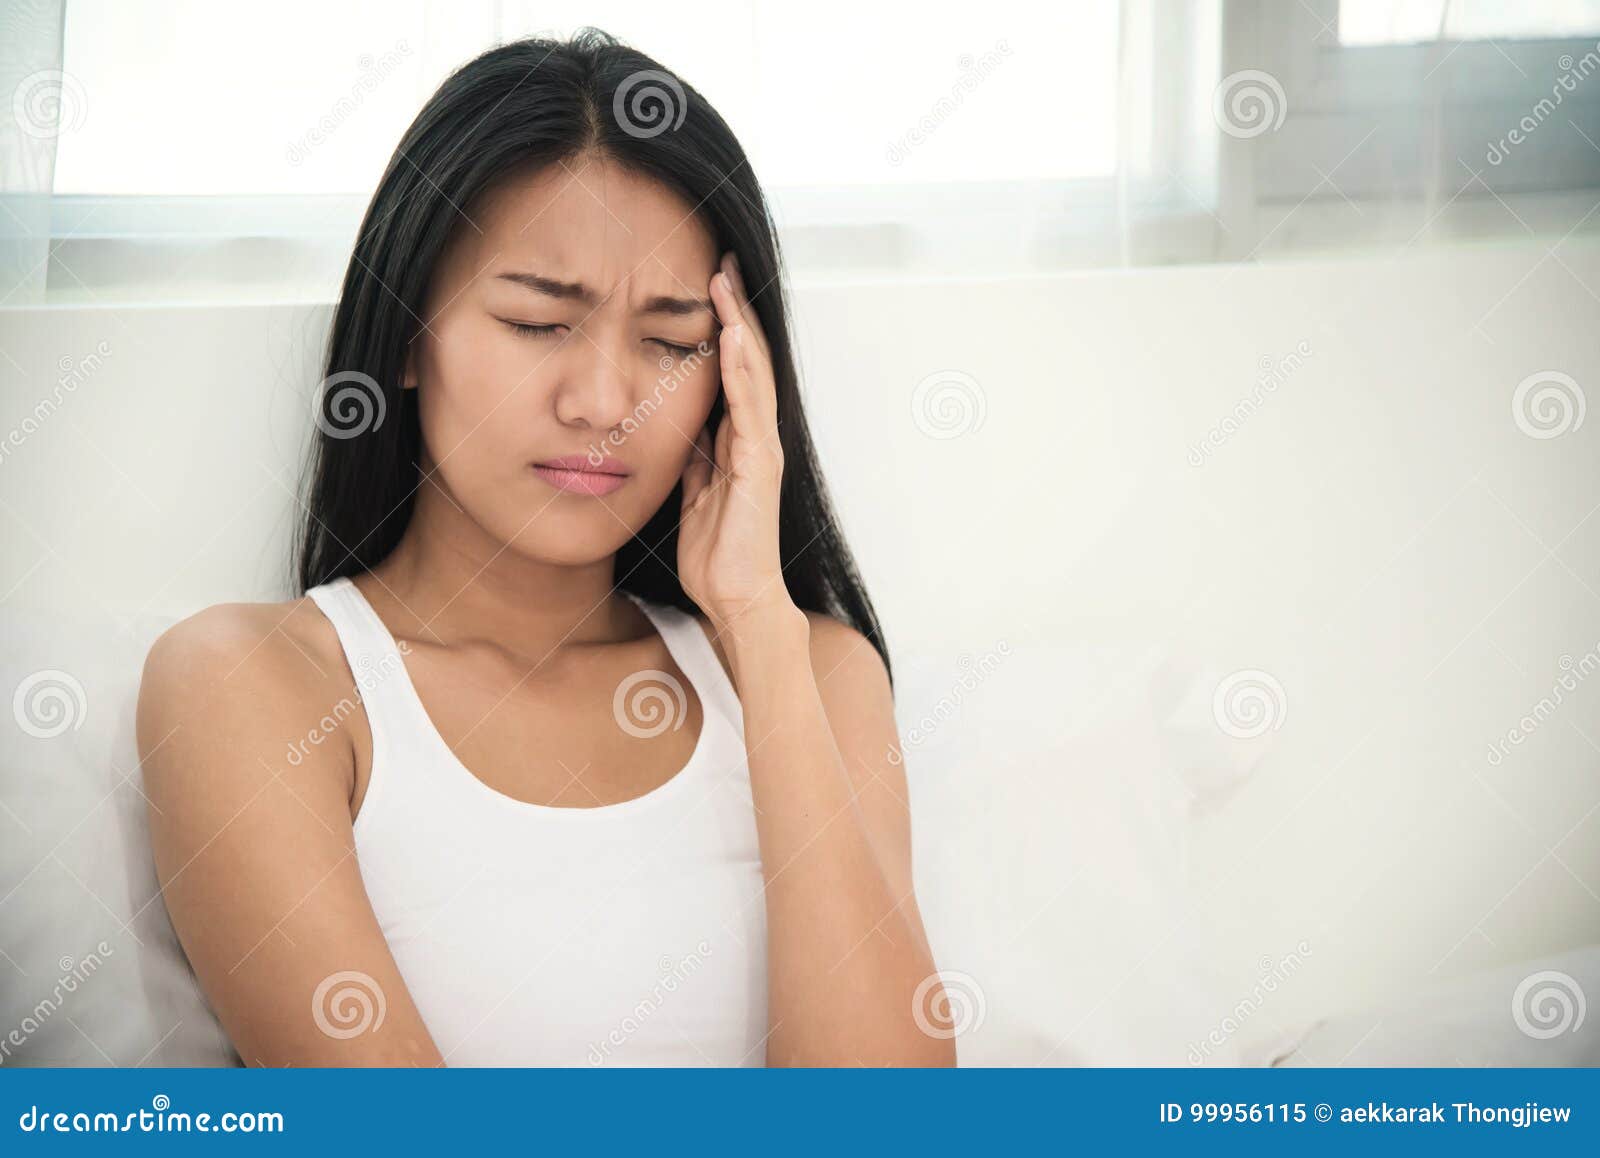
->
[1116,0,1226,264]
[1,0,69,304]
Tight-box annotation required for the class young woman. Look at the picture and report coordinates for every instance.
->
[136,29,952,1067]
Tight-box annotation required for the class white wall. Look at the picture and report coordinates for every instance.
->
[3,239,1597,1033]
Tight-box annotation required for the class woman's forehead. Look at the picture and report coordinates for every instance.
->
[474,157,717,273]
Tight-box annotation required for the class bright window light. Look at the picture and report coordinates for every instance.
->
[1339,0,1600,46]
[52,0,1117,195]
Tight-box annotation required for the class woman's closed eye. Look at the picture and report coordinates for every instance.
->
[499,318,697,358]
[500,320,566,340]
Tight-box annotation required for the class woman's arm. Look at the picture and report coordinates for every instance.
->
[677,250,954,1065]
[723,600,955,1067]
[137,603,444,1067]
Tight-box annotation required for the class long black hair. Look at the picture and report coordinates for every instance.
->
[293,28,891,683]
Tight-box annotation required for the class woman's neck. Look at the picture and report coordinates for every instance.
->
[358,478,645,661]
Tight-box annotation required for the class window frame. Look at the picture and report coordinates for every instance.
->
[1246,0,1600,200]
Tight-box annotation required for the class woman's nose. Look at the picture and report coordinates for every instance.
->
[553,334,634,431]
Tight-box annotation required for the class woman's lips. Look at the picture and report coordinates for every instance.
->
[530,456,631,497]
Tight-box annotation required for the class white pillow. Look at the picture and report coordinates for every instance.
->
[0,605,239,1067]
[899,639,1252,1065]
[1256,943,1600,1067]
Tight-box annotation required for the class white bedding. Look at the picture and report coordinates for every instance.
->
[1241,943,1600,1067]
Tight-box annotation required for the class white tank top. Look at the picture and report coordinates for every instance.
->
[304,575,769,1066]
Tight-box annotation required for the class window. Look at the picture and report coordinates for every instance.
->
[52,0,1115,194]
[28,0,1118,294]
[1339,0,1600,46]
[1221,0,1600,261]
[10,0,1598,301]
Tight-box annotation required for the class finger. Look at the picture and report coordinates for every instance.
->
[714,406,733,478]
[717,321,764,444]
[713,263,761,359]
[722,252,773,363]
[713,266,777,430]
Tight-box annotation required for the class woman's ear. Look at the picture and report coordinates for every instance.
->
[401,343,417,391]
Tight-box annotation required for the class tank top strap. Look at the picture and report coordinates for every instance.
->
[304,575,434,750]
[623,593,745,736]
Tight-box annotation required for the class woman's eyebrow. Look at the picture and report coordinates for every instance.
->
[493,269,713,318]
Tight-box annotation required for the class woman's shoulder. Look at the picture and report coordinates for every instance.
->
[144,592,342,678]
[137,593,353,745]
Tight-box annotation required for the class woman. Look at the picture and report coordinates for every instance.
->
[136,29,952,1067]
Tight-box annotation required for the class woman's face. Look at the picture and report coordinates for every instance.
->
[404,155,724,565]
